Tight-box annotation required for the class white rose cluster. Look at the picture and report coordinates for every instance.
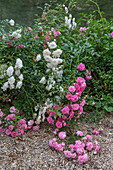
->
[0,64,7,79]
[12,29,22,39]
[39,41,63,93]
[1,58,23,91]
[65,14,77,30]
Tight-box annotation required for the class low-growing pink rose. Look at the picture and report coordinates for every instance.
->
[58,131,66,139]
[56,121,62,128]
[68,86,75,92]
[33,126,40,131]
[77,131,83,136]
[47,116,54,124]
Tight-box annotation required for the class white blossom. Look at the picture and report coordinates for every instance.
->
[69,14,72,18]
[15,69,20,76]
[7,66,14,77]
[48,41,57,49]
[9,19,15,26]
[57,58,63,64]
[12,31,21,39]
[44,55,52,62]
[9,84,15,89]
[19,74,24,81]
[43,48,51,57]
[46,63,53,68]
[16,81,22,89]
[1,82,8,91]
[51,58,58,67]
[16,29,22,33]
[65,7,68,13]
[39,77,46,84]
[46,69,50,73]
[36,54,41,61]
[8,76,15,85]
[52,49,62,57]
[15,58,23,69]
[46,84,52,91]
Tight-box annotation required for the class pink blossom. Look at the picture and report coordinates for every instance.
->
[5,114,16,121]
[71,152,76,158]
[72,104,79,111]
[5,129,11,135]
[71,95,78,102]
[77,63,85,71]
[86,142,93,151]
[58,131,66,139]
[61,106,70,115]
[10,106,16,113]
[69,144,74,148]
[78,155,84,164]
[0,120,1,125]
[61,142,65,147]
[76,147,84,155]
[49,140,54,147]
[9,125,14,131]
[47,116,54,124]
[53,105,59,109]
[66,93,72,100]
[68,86,75,92]
[20,119,26,124]
[11,132,17,137]
[56,121,62,128]
[74,83,80,91]
[76,77,85,86]
[77,131,83,136]
[82,153,88,163]
[64,150,72,158]
[111,32,113,36]
[86,135,92,141]
[28,120,34,126]
[18,44,23,49]
[85,75,91,80]
[32,126,40,131]
[95,145,100,152]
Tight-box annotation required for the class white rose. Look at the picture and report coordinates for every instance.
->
[10,84,15,89]
[46,63,53,68]
[8,76,15,85]
[36,54,41,61]
[69,14,72,18]
[46,84,52,91]
[19,74,24,81]
[7,66,14,77]
[46,69,50,73]
[9,19,15,26]
[16,29,22,33]
[15,58,23,69]
[16,81,22,89]
[44,55,52,62]
[43,48,51,56]
[15,69,20,76]
[52,49,62,57]
[48,41,57,49]
[39,77,46,84]
[65,7,68,13]
[51,58,58,67]
[12,32,21,39]
[57,58,63,64]
[1,82,8,91]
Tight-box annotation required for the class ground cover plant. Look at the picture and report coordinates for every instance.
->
[0,0,113,165]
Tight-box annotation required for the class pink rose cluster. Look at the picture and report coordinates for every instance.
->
[93,128,103,135]
[49,138,65,151]
[0,107,39,137]
[77,63,91,80]
[49,130,100,164]
[111,32,113,37]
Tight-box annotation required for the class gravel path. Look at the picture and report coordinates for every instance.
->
[0,114,113,170]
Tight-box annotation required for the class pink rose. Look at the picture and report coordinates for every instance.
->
[10,106,16,113]
[20,119,26,124]
[56,121,62,128]
[72,104,79,111]
[58,131,66,139]
[5,129,11,135]
[77,131,83,136]
[28,120,34,126]
[53,105,59,109]
[77,63,85,71]
[9,125,14,131]
[111,32,113,36]
[47,117,54,124]
[61,106,70,115]
[32,126,40,131]
[64,150,72,158]
[86,142,93,151]
[68,86,75,92]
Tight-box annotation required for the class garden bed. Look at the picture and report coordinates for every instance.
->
[0,114,112,170]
